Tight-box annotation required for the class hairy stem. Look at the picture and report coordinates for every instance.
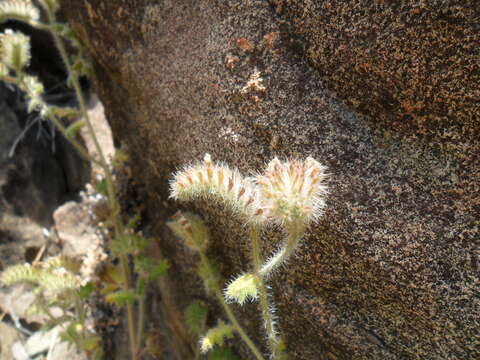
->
[260,222,305,278]
[11,74,99,166]
[250,226,280,358]
[197,251,265,360]
[44,10,138,359]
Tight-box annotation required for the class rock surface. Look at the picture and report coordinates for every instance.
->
[0,322,24,360]
[60,1,479,359]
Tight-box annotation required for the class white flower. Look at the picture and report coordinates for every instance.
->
[255,157,327,225]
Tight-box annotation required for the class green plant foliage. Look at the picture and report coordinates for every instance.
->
[200,321,235,353]
[208,347,241,360]
[112,148,130,169]
[110,233,148,256]
[197,258,222,295]
[105,289,137,306]
[126,214,142,229]
[134,256,169,280]
[184,300,209,336]
[78,282,94,300]
[94,178,108,196]
[0,1,155,358]
[65,120,86,138]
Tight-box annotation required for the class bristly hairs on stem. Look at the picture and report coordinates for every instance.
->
[170,154,329,359]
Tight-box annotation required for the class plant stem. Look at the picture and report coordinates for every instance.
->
[44,10,138,360]
[260,222,304,278]
[197,251,265,360]
[136,291,145,355]
[45,111,99,164]
[250,226,280,358]
[120,253,138,359]
[12,74,99,166]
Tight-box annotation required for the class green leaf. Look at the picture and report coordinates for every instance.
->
[126,214,141,229]
[184,300,208,336]
[80,335,102,351]
[135,257,169,280]
[51,106,79,119]
[65,120,85,138]
[105,290,136,306]
[149,260,169,279]
[94,179,108,196]
[111,234,147,256]
[112,148,129,168]
[60,322,80,343]
[136,278,147,295]
[208,347,240,360]
[103,265,124,285]
[78,282,94,300]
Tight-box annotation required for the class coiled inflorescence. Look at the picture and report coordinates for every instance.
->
[170,154,328,228]
[170,154,266,224]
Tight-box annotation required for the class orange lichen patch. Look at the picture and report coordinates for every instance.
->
[236,38,253,52]
[263,31,279,48]
[401,100,423,115]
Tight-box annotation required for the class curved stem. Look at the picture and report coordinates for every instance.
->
[13,74,99,166]
[197,251,265,360]
[250,226,279,358]
[260,222,305,278]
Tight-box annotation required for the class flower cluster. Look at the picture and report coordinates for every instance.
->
[0,0,40,23]
[256,157,328,225]
[170,154,327,227]
[170,154,265,224]
[0,29,31,70]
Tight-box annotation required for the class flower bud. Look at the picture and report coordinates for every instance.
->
[199,321,234,353]
[224,273,259,305]
[167,211,209,251]
[0,29,31,70]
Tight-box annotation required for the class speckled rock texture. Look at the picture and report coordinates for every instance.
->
[60,0,479,359]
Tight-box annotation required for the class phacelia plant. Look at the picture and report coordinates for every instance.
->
[170,154,328,359]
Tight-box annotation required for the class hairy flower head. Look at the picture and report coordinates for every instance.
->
[167,211,210,251]
[170,154,266,224]
[256,157,327,225]
[0,29,31,70]
[199,321,234,353]
[0,0,40,23]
